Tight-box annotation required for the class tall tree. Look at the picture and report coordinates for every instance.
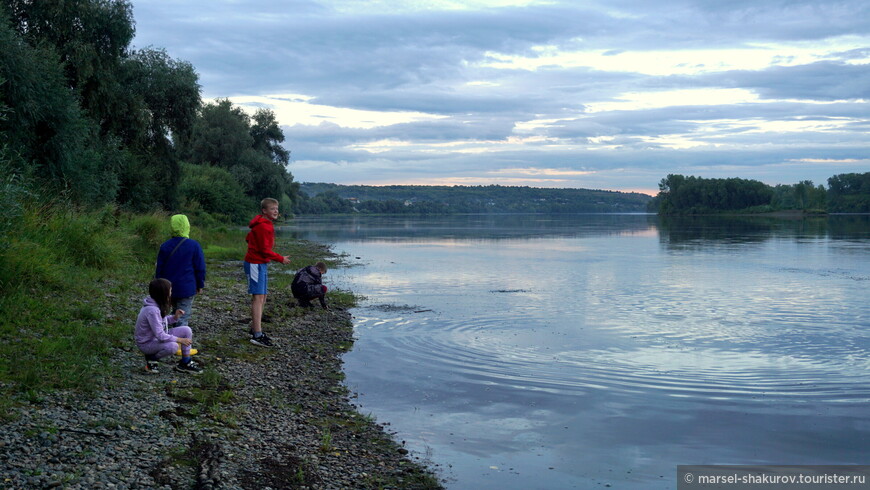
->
[249,108,295,205]
[654,175,773,214]
[187,99,252,168]
[0,8,115,204]
[251,108,290,166]
[3,0,135,135]
[114,47,201,209]
[828,172,870,213]
[185,100,296,207]
[2,0,201,210]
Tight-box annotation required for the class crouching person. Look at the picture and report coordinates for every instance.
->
[291,262,329,309]
[135,278,203,375]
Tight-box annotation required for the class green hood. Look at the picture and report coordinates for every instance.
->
[170,214,190,238]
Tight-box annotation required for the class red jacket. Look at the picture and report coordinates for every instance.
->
[244,215,285,264]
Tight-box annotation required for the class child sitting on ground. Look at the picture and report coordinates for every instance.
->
[135,278,203,374]
[291,262,329,309]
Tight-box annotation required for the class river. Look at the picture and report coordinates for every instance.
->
[280,214,870,489]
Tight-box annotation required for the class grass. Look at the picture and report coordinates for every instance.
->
[0,202,351,415]
[319,428,334,453]
[364,469,444,490]
[166,367,239,426]
[0,206,148,412]
[327,288,360,310]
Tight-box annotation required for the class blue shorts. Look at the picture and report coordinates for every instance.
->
[244,262,269,295]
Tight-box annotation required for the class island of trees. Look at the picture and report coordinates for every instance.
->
[649,172,870,215]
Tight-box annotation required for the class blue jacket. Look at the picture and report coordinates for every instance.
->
[156,236,206,298]
[155,215,206,298]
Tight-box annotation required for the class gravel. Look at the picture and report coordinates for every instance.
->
[0,260,442,489]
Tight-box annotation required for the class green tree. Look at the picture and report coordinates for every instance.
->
[3,0,135,134]
[187,99,252,167]
[828,172,870,213]
[0,11,115,204]
[296,191,354,214]
[251,108,290,166]
[2,0,201,211]
[113,48,201,210]
[177,162,250,222]
[185,100,296,208]
[653,175,773,214]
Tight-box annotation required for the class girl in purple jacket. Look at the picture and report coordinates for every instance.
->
[135,278,202,374]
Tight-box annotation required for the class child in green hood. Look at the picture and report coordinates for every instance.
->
[155,215,206,343]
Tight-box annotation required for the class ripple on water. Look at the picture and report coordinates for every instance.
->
[352,308,870,404]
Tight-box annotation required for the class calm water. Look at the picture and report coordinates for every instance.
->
[280,214,870,489]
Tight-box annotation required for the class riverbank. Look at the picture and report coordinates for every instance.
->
[0,246,442,488]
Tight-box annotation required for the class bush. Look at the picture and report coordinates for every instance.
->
[129,212,168,251]
[0,204,137,292]
[178,162,252,223]
[50,211,129,269]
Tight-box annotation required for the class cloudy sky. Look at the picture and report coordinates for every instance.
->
[131,0,870,194]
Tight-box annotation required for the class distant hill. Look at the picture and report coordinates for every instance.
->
[295,183,652,214]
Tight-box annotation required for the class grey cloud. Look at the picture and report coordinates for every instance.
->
[132,0,870,191]
[306,65,640,118]
[284,115,518,145]
[707,62,870,101]
[836,48,870,60]
[588,0,870,43]
[134,1,870,97]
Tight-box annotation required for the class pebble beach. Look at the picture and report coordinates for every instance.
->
[0,260,442,489]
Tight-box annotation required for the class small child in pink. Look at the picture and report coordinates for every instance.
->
[134,278,202,375]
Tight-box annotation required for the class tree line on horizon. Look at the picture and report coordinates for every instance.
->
[0,0,298,227]
[295,183,652,214]
[649,172,870,215]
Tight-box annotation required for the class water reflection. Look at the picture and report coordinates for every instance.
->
[657,215,870,249]
[283,214,870,245]
[284,214,870,489]
[279,214,658,242]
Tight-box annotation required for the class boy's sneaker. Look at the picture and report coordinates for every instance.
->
[174,360,203,375]
[250,332,274,347]
[144,361,159,374]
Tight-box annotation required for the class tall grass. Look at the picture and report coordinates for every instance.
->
[0,204,153,407]
[0,198,258,405]
[199,226,247,261]
[0,195,346,416]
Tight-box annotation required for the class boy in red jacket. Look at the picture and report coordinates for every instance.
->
[244,198,290,347]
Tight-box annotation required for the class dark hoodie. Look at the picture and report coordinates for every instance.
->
[244,214,285,264]
[292,265,327,308]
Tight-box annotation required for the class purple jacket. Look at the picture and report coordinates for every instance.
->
[134,297,179,346]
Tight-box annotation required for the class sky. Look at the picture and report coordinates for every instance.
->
[131,0,870,195]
